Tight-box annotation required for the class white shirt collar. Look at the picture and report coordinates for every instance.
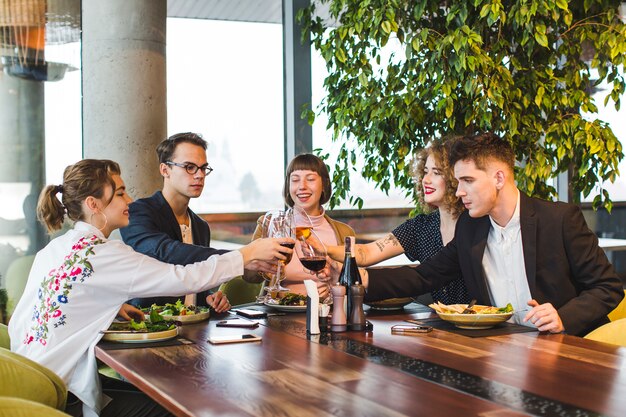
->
[488,191,521,243]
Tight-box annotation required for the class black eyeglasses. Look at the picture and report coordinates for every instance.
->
[165,161,213,176]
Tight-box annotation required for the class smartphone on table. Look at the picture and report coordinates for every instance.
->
[234,309,267,319]
[207,334,262,345]
[391,324,433,335]
[216,318,259,328]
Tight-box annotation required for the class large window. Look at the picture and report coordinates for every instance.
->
[582,66,626,203]
[167,18,285,213]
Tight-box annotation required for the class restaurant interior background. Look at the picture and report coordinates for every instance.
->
[1,0,625,302]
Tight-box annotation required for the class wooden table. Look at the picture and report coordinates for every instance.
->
[96,305,626,417]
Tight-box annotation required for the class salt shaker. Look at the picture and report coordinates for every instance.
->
[349,284,366,331]
[330,285,347,332]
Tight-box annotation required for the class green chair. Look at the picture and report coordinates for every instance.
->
[608,290,626,322]
[218,276,263,306]
[0,347,67,410]
[0,323,9,349]
[5,255,36,319]
[0,396,70,417]
[584,318,626,347]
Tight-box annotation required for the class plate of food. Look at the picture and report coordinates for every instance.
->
[429,302,514,329]
[102,319,178,343]
[142,300,211,324]
[264,292,307,312]
[365,297,413,310]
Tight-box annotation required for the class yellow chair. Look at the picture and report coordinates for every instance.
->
[0,324,9,349]
[584,318,626,347]
[218,276,263,306]
[0,347,67,410]
[5,255,36,319]
[608,290,626,322]
[0,396,70,417]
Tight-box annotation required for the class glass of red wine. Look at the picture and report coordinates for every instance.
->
[295,228,330,302]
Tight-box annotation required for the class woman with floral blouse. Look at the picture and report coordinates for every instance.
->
[9,159,290,417]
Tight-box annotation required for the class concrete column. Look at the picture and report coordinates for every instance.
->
[283,0,312,168]
[0,73,47,254]
[82,0,166,199]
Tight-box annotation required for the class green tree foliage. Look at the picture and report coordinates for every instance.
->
[300,0,626,211]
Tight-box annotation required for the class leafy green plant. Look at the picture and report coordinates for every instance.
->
[301,0,626,211]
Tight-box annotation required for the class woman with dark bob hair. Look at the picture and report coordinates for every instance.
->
[327,138,471,305]
[248,154,355,296]
[9,159,290,417]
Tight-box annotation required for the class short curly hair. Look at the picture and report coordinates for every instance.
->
[411,138,464,218]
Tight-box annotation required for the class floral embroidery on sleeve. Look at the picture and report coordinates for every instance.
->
[25,235,104,345]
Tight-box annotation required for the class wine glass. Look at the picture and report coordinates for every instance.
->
[288,206,313,241]
[265,210,295,299]
[255,210,285,302]
[295,228,330,303]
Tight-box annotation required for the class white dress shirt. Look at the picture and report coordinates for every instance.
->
[9,222,242,417]
[482,192,536,327]
[180,219,197,306]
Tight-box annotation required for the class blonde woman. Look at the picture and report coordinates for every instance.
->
[328,138,470,304]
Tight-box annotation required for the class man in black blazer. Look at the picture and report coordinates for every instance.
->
[362,133,623,337]
[121,133,274,310]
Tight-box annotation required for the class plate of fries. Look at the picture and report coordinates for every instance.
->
[429,302,514,329]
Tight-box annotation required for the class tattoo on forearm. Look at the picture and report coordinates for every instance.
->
[376,234,400,253]
[357,246,367,264]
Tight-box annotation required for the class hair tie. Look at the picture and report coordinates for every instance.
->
[55,185,64,194]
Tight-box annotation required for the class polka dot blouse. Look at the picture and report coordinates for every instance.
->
[392,210,471,305]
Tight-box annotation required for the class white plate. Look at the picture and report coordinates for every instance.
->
[143,308,211,324]
[102,327,179,343]
[263,301,306,312]
[157,310,211,324]
[366,297,413,310]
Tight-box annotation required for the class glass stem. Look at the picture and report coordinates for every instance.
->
[273,262,282,290]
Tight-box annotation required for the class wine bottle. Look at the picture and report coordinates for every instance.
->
[338,236,360,322]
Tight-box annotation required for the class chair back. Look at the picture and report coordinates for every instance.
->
[608,290,626,322]
[0,347,67,410]
[0,323,9,349]
[584,318,626,347]
[218,276,263,306]
[0,396,70,417]
[5,255,36,318]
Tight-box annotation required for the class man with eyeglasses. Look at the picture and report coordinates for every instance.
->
[121,132,274,311]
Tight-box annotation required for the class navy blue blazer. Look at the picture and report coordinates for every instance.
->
[366,193,624,336]
[120,191,229,307]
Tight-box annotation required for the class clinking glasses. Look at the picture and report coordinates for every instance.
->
[165,161,213,176]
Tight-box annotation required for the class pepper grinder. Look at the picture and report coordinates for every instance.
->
[330,285,347,332]
[349,284,366,331]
